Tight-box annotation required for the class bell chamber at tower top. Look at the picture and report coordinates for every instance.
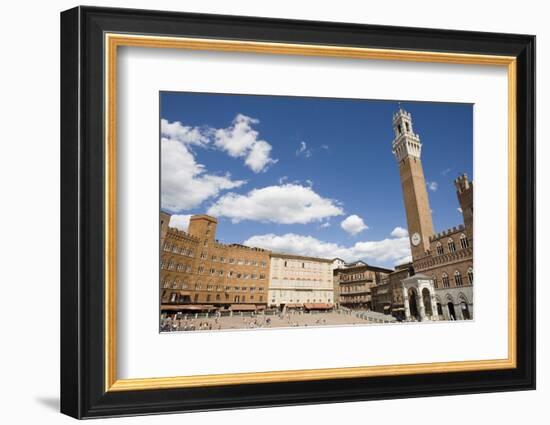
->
[392,108,422,162]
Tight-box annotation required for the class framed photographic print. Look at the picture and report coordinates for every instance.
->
[60,6,536,419]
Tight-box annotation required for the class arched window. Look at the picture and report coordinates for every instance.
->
[436,242,444,256]
[467,267,474,285]
[454,270,463,287]
[460,234,470,249]
[172,278,180,289]
[448,238,456,253]
[442,273,450,288]
[162,276,171,289]
[432,275,438,289]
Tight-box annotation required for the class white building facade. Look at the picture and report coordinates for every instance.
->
[268,253,335,309]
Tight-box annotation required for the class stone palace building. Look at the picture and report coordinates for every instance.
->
[370,107,474,321]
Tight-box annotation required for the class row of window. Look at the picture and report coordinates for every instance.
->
[435,234,470,256]
[340,284,371,294]
[276,260,330,269]
[160,260,266,279]
[168,292,264,303]
[163,243,194,257]
[161,277,266,292]
[199,252,267,267]
[433,268,473,289]
[196,267,266,280]
[271,298,332,303]
[160,260,193,272]
[341,296,370,302]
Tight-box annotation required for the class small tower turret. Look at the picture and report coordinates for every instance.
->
[454,174,473,229]
[188,215,217,248]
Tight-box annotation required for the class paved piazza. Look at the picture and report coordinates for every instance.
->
[160,310,395,332]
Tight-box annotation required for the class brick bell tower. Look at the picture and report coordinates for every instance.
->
[392,107,435,260]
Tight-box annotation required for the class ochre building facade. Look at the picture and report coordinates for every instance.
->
[160,213,270,315]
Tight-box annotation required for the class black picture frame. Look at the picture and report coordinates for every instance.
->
[60,5,535,419]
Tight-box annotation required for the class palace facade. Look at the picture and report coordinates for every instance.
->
[160,213,270,315]
[334,263,392,310]
[268,253,335,310]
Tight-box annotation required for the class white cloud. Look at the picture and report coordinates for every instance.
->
[321,144,329,150]
[457,207,463,213]
[340,214,368,236]
[320,222,331,229]
[427,181,438,192]
[296,141,312,158]
[278,176,288,184]
[441,168,452,176]
[214,114,277,173]
[162,115,277,175]
[207,183,344,224]
[161,137,245,211]
[243,233,411,266]
[244,140,276,173]
[161,119,208,147]
[169,214,192,231]
[390,226,409,238]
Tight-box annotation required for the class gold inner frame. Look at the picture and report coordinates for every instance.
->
[104,33,517,392]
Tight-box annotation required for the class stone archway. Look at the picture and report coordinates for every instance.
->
[458,293,471,320]
[408,288,419,320]
[435,296,444,319]
[422,288,433,316]
[444,294,456,320]
[447,302,456,320]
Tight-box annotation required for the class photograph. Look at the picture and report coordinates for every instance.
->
[159,92,474,332]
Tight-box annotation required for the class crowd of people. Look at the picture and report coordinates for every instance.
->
[160,310,364,332]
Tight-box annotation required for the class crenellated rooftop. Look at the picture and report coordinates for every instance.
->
[165,227,200,242]
[429,224,466,242]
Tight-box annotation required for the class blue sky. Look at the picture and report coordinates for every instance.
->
[160,92,472,268]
